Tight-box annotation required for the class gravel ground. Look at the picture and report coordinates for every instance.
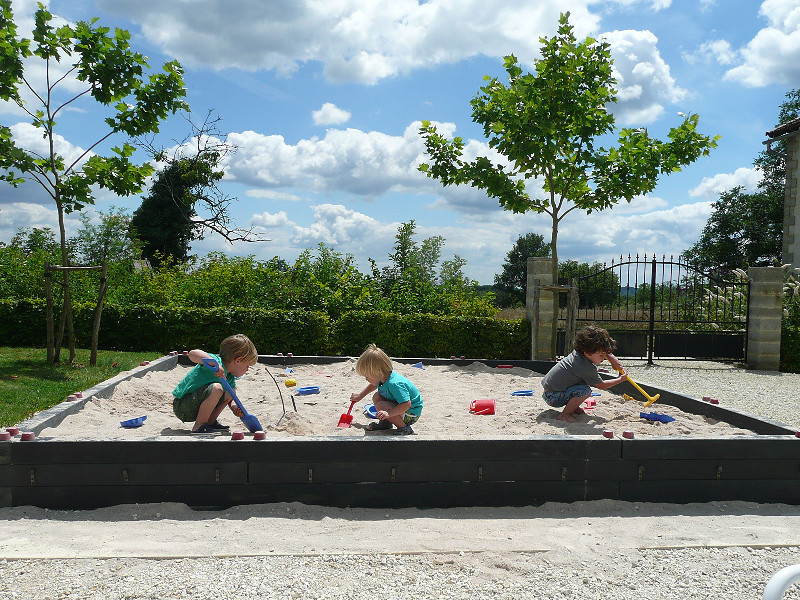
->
[3,360,800,600]
[622,359,800,430]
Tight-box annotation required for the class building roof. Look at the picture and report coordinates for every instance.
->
[766,116,800,139]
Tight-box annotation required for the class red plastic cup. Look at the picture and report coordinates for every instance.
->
[254,431,266,440]
[20,432,35,441]
[469,399,495,415]
[74,392,83,399]
[287,353,293,357]
[702,396,711,402]
[460,356,466,360]
[709,398,719,404]
[602,430,614,439]
[622,431,634,439]
[497,365,513,369]
[0,432,11,441]
[6,427,19,436]
[231,431,245,440]
[140,361,150,366]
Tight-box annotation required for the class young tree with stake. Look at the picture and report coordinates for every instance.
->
[0,1,188,363]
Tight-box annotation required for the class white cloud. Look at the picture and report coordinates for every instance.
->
[312,102,352,126]
[723,0,800,87]
[605,0,672,9]
[685,39,737,66]
[246,189,303,202]
[602,29,687,124]
[251,210,292,228]
[0,202,81,240]
[226,121,442,197]
[689,167,762,199]
[97,0,601,85]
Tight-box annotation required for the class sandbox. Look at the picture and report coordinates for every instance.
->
[2,355,799,509]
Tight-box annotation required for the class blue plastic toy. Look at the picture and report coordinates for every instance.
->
[120,415,147,428]
[297,385,320,395]
[640,412,676,423]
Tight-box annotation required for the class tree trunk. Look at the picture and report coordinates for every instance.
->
[549,212,559,358]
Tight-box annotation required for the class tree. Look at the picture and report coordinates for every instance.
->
[0,1,188,362]
[75,207,141,265]
[494,232,551,307]
[419,12,719,286]
[131,112,266,267]
[379,220,444,287]
[558,259,620,308]
[683,89,800,275]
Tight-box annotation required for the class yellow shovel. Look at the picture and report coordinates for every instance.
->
[624,373,660,407]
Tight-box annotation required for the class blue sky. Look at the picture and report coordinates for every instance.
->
[1,0,799,284]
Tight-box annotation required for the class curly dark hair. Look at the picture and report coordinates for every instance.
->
[573,326,616,355]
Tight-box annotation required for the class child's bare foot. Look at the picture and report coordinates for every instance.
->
[573,407,586,415]
[557,411,578,423]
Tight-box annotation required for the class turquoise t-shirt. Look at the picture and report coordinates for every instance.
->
[376,371,423,416]
[172,353,236,399]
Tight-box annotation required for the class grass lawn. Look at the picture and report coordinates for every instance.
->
[0,346,162,427]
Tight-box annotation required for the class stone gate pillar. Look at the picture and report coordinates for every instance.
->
[526,257,556,360]
[765,117,800,270]
[746,266,783,371]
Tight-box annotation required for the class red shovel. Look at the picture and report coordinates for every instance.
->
[337,400,357,428]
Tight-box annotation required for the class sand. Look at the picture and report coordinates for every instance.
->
[38,358,755,440]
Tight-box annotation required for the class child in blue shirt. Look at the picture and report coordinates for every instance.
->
[350,343,423,435]
[172,334,258,433]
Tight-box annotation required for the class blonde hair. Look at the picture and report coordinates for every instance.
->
[355,343,392,381]
[219,334,258,365]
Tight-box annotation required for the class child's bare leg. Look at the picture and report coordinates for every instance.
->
[558,394,590,423]
[373,395,404,428]
[194,383,224,431]
[208,398,229,424]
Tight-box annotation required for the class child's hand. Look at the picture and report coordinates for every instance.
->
[229,400,244,418]
[349,392,361,403]
[376,409,390,421]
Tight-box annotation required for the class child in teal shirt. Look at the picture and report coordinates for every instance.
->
[172,334,258,433]
[350,343,423,435]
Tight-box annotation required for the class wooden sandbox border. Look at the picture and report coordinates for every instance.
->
[1,355,799,509]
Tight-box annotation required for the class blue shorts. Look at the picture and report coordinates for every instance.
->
[543,384,592,408]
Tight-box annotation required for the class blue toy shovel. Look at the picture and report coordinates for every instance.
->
[201,358,263,432]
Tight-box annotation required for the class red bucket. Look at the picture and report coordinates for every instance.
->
[469,399,495,415]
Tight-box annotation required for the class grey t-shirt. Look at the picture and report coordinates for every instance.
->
[541,350,602,392]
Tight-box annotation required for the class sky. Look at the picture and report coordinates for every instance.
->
[1,0,799,285]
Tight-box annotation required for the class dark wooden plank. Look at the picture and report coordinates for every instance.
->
[249,459,612,484]
[620,480,800,504]
[621,437,800,460]
[8,437,622,465]
[3,462,247,486]
[617,459,800,481]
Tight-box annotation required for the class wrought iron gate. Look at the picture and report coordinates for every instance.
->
[559,254,750,363]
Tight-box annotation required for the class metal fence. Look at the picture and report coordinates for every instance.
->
[559,254,750,363]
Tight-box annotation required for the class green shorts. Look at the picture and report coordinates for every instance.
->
[402,412,420,426]
[173,383,224,423]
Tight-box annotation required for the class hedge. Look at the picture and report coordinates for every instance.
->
[0,300,530,359]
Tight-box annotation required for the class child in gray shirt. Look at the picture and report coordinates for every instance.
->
[541,326,627,422]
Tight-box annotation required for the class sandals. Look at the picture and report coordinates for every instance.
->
[191,423,217,434]
[367,420,393,431]
[209,420,229,430]
[394,425,415,435]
